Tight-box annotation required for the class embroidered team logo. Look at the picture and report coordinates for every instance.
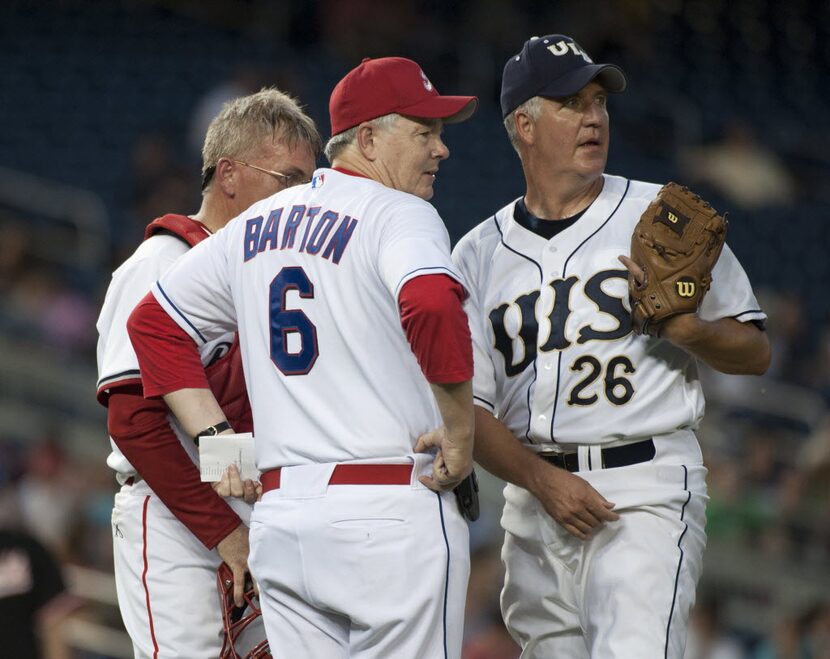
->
[420,69,433,91]
[676,277,697,298]
[312,173,325,189]
[545,38,593,63]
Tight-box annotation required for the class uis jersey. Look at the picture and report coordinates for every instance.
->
[96,215,237,481]
[151,168,463,470]
[453,175,766,447]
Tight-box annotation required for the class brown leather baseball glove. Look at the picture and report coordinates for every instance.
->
[627,183,728,336]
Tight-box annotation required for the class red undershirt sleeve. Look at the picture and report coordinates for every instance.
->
[107,387,240,549]
[127,293,208,398]
[398,274,473,384]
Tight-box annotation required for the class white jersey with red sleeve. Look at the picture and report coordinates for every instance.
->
[95,221,235,480]
[452,174,767,447]
[96,214,261,659]
[150,167,465,470]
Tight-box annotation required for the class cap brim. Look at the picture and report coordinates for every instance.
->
[538,64,627,99]
[398,95,478,124]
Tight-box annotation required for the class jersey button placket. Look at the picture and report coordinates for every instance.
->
[530,288,557,441]
[536,244,565,441]
[542,243,561,280]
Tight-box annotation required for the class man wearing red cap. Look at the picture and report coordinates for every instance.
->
[126,56,478,658]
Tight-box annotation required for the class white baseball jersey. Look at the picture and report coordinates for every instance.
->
[150,168,471,659]
[96,231,235,481]
[97,228,257,659]
[454,174,766,658]
[453,174,766,447]
[152,167,464,470]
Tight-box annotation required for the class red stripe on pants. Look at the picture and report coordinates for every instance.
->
[141,496,160,658]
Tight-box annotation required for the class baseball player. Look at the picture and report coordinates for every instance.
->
[96,89,321,658]
[126,57,478,659]
[452,35,772,658]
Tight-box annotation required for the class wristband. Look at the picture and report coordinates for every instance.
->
[194,420,232,445]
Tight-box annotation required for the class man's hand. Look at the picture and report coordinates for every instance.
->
[415,425,473,492]
[212,464,261,503]
[529,461,619,540]
[473,407,619,540]
[216,524,250,607]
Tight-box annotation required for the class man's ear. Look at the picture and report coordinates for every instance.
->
[214,158,237,196]
[513,111,535,147]
[355,122,380,161]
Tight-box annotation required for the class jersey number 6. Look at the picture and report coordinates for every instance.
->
[269,267,318,375]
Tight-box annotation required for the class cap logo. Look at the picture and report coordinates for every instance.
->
[420,69,433,91]
[546,39,593,63]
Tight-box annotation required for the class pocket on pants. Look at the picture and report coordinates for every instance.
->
[535,507,580,573]
[330,517,404,529]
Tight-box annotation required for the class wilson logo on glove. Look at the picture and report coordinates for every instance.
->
[653,203,690,236]
[675,278,697,298]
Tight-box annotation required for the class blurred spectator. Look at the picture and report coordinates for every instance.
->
[124,132,198,249]
[679,120,795,210]
[753,289,807,384]
[463,607,521,659]
[704,449,767,546]
[751,603,830,659]
[800,415,830,479]
[36,277,98,356]
[16,438,83,563]
[462,543,520,658]
[684,595,747,659]
[751,614,802,659]
[0,218,30,294]
[809,325,830,404]
[0,525,79,659]
[187,67,265,157]
[11,267,96,354]
[804,603,830,659]
[319,0,417,61]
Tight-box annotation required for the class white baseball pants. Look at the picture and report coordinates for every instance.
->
[248,456,470,658]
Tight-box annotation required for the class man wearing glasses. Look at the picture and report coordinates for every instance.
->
[96,88,321,659]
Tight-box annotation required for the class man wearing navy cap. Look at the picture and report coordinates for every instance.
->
[453,35,769,657]
[127,56,479,658]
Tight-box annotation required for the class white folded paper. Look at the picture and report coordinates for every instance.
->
[198,432,259,482]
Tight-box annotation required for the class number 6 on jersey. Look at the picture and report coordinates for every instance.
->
[269,266,318,375]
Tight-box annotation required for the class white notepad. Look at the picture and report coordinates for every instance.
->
[198,432,259,482]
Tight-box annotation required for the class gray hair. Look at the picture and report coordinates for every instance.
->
[324,113,401,164]
[503,96,543,153]
[202,87,322,189]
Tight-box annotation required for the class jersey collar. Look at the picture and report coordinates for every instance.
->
[332,166,371,179]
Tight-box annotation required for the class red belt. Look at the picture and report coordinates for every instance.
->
[261,464,413,493]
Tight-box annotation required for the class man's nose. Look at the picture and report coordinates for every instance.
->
[584,102,605,126]
[433,136,450,160]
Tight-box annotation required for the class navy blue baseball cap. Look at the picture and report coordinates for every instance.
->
[501,35,627,118]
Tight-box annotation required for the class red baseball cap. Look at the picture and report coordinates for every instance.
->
[329,57,478,136]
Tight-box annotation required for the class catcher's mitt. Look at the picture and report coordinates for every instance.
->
[217,563,271,659]
[628,182,727,336]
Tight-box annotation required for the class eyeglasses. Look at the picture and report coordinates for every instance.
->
[201,160,311,191]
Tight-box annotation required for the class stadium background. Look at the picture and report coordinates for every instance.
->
[1,0,829,656]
